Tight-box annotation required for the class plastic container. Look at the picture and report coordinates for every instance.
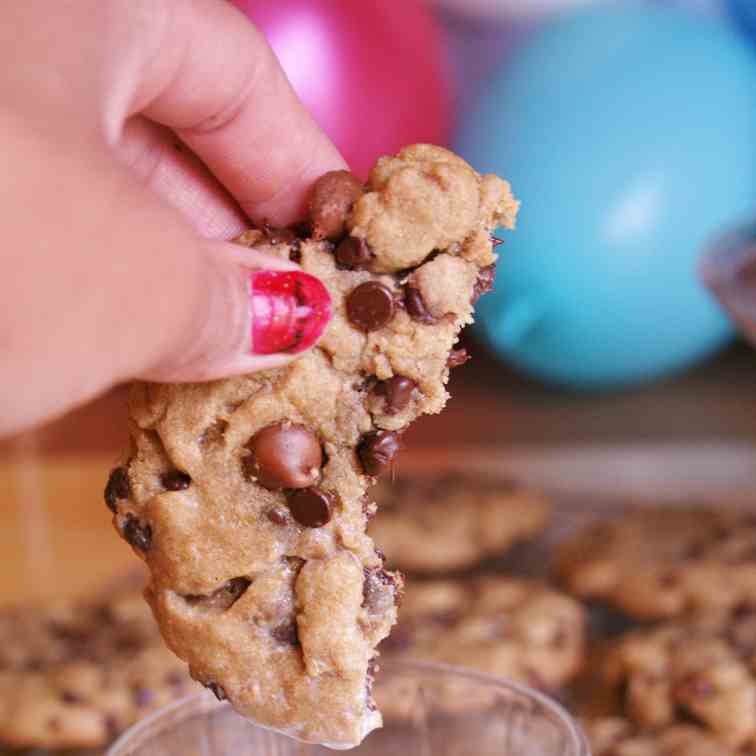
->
[108,661,588,756]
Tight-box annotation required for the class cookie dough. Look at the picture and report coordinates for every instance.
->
[369,473,550,573]
[0,590,190,750]
[106,145,518,747]
[556,507,756,619]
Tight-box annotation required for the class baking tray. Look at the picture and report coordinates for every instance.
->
[3,442,756,755]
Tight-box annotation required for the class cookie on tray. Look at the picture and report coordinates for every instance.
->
[597,608,756,751]
[106,145,518,748]
[584,717,737,756]
[368,473,550,573]
[556,507,756,619]
[381,575,585,688]
[0,590,191,750]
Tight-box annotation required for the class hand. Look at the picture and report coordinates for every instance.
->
[0,0,345,436]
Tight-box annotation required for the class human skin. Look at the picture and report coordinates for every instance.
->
[0,0,345,436]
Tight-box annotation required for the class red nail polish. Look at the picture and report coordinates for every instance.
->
[250,271,332,355]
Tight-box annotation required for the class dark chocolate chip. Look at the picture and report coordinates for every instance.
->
[272,620,300,646]
[266,506,290,526]
[289,238,303,265]
[104,467,130,512]
[262,224,298,246]
[404,286,436,324]
[358,431,401,476]
[373,376,416,415]
[288,487,333,528]
[160,470,191,491]
[133,686,154,707]
[61,690,83,705]
[200,418,229,447]
[183,577,251,611]
[123,514,152,552]
[472,264,496,304]
[346,281,396,332]
[335,236,373,270]
[204,681,227,701]
[243,423,322,490]
[447,348,470,368]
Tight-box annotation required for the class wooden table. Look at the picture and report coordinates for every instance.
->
[2,340,756,606]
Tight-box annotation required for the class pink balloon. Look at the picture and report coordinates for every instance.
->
[232,0,452,178]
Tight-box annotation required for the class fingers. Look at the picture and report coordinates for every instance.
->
[0,119,332,436]
[113,0,347,226]
[117,117,248,239]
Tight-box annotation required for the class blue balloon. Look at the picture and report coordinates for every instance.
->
[456,6,756,389]
[729,0,756,42]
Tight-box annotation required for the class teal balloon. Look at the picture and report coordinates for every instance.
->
[457,6,756,389]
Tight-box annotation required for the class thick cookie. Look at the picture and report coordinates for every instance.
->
[584,717,736,756]
[369,473,550,573]
[106,145,518,747]
[598,608,756,750]
[380,576,586,692]
[0,591,191,750]
[556,507,756,619]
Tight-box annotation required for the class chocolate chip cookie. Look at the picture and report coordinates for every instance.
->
[369,473,550,573]
[598,607,756,750]
[0,590,191,750]
[584,717,737,756]
[556,507,756,619]
[380,576,586,692]
[106,145,518,747]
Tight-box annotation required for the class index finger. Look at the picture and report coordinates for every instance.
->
[120,0,347,226]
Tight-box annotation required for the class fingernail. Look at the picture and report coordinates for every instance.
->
[250,271,332,355]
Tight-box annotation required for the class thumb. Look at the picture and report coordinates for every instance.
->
[0,130,331,435]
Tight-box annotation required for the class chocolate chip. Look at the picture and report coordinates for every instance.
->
[266,506,290,526]
[61,690,83,704]
[373,376,416,414]
[262,225,297,246]
[272,620,300,646]
[404,286,436,324]
[243,423,323,490]
[204,681,227,701]
[104,467,130,512]
[472,264,496,304]
[132,686,154,707]
[183,577,251,611]
[447,348,470,368]
[309,170,364,241]
[346,281,396,332]
[358,431,401,475]
[200,418,228,447]
[160,470,191,491]
[335,236,373,269]
[123,514,152,552]
[288,487,333,528]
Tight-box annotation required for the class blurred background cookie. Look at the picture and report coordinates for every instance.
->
[0,585,193,751]
[556,507,756,619]
[370,473,550,574]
